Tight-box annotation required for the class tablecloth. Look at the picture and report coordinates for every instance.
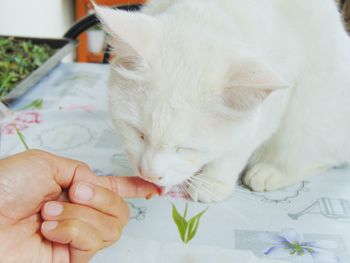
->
[2,63,350,263]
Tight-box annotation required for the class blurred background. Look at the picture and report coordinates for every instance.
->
[1,0,349,63]
[0,0,145,63]
[0,0,348,102]
[0,0,145,102]
[0,1,74,38]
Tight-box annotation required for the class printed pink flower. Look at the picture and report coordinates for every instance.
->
[60,104,95,113]
[2,111,42,135]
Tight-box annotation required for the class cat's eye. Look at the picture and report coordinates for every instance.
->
[135,129,145,140]
[139,133,145,140]
[129,125,145,141]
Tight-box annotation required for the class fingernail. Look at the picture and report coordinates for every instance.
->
[75,183,94,201]
[157,187,163,195]
[145,190,160,200]
[145,192,154,200]
[45,202,63,216]
[42,221,58,231]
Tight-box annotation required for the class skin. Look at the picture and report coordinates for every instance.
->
[0,149,159,263]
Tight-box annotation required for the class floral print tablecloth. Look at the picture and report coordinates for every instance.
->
[2,63,349,263]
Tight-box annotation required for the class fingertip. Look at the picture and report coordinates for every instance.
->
[110,176,160,198]
[136,177,161,193]
[41,221,58,232]
[69,182,95,203]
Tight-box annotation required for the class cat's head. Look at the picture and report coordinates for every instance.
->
[95,4,288,187]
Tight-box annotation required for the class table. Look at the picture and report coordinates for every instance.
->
[3,63,350,263]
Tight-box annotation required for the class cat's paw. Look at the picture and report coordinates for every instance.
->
[185,176,234,203]
[243,163,286,191]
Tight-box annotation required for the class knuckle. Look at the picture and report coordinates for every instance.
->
[74,163,91,177]
[0,183,16,207]
[65,220,80,238]
[77,162,90,170]
[104,196,113,208]
[121,204,130,225]
[125,205,130,223]
[111,200,129,226]
[111,220,123,241]
[108,176,118,194]
[73,163,93,181]
[92,236,103,251]
[27,149,45,155]
[26,149,50,159]
[104,193,120,212]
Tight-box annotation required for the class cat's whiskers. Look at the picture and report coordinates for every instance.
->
[186,178,256,226]
[189,175,222,187]
[186,179,221,202]
[196,174,223,184]
[193,177,261,203]
[179,184,192,200]
[188,176,223,193]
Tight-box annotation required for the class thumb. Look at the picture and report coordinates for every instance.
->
[49,154,96,188]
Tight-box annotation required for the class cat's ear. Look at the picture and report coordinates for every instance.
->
[223,60,288,111]
[93,3,160,60]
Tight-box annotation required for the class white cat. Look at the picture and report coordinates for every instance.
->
[95,0,350,202]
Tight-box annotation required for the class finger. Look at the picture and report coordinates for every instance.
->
[68,182,130,224]
[25,150,160,199]
[42,220,100,263]
[41,219,102,250]
[28,150,160,198]
[103,176,161,198]
[41,219,119,263]
[42,201,124,241]
[50,154,96,189]
[50,153,159,199]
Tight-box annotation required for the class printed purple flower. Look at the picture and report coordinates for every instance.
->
[264,228,340,263]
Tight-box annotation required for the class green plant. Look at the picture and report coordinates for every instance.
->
[171,202,208,244]
[0,37,55,97]
[90,24,102,31]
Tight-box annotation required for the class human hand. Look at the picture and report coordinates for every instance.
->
[0,150,158,263]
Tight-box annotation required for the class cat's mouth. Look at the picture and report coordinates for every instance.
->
[158,186,173,196]
[158,165,206,196]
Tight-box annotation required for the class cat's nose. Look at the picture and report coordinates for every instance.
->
[140,168,164,183]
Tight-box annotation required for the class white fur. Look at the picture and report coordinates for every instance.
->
[96,0,350,202]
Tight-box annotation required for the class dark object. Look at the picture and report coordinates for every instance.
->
[336,0,350,31]
[64,4,142,64]
[340,0,346,9]
[0,36,76,102]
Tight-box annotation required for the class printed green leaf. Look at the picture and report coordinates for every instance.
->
[172,203,188,243]
[171,203,208,244]
[14,126,29,150]
[183,202,188,219]
[20,98,43,110]
[186,207,209,243]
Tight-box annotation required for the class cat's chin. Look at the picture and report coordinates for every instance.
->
[158,186,172,196]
